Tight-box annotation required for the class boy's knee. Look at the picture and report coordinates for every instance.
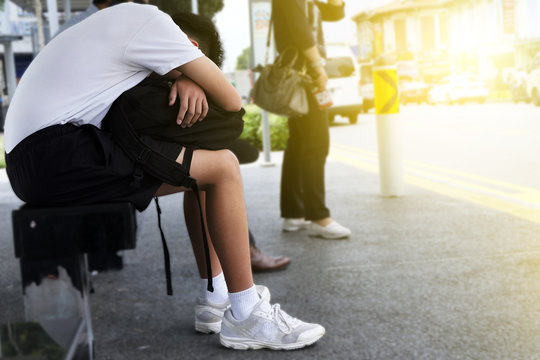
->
[200,149,241,182]
[222,149,240,166]
[191,149,242,189]
[215,149,241,176]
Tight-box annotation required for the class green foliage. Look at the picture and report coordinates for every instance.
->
[236,47,251,70]
[241,105,289,151]
[240,105,262,149]
[267,113,289,150]
[150,0,224,19]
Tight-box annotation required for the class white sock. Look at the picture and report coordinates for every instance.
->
[228,284,263,321]
[201,272,228,304]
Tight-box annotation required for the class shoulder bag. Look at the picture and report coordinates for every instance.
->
[250,13,311,117]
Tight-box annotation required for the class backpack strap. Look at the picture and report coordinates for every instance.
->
[106,97,196,188]
[180,148,214,293]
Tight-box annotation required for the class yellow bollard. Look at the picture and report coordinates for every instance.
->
[373,56,404,197]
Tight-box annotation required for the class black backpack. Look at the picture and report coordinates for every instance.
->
[102,77,246,187]
[118,77,245,150]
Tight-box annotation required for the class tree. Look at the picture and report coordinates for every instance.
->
[150,0,224,19]
[236,47,251,70]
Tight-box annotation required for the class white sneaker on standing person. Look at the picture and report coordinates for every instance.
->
[274,0,351,240]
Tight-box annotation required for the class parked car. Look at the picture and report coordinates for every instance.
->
[526,51,540,106]
[427,74,489,105]
[324,43,363,124]
[511,76,529,104]
[397,61,420,81]
[400,79,430,104]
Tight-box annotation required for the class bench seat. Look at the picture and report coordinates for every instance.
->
[12,202,137,260]
[8,201,138,360]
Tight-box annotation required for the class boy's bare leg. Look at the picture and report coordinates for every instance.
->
[156,148,253,293]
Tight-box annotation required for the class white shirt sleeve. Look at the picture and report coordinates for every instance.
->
[124,11,204,76]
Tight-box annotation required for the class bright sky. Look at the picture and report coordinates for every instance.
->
[214,0,391,72]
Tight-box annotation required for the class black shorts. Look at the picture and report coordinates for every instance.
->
[6,123,182,211]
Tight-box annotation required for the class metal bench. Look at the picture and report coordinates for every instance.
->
[6,202,137,360]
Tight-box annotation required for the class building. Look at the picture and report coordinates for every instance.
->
[515,0,540,69]
[352,0,536,84]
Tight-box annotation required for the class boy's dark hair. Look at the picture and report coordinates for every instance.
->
[93,0,112,4]
[171,12,225,69]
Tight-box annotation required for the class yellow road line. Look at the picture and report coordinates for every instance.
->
[330,143,540,224]
[327,249,540,271]
[333,142,533,193]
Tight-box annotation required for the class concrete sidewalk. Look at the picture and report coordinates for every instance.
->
[2,151,540,360]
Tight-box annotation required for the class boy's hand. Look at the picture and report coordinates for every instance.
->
[169,75,209,127]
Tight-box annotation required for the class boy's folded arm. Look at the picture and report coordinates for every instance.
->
[176,56,242,113]
[149,69,209,127]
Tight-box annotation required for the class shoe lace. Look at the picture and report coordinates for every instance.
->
[270,304,299,334]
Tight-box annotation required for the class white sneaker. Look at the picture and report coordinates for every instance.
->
[308,221,351,239]
[195,297,229,334]
[195,285,270,334]
[282,218,311,232]
[220,299,325,350]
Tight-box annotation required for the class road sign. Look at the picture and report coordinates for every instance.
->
[374,65,399,114]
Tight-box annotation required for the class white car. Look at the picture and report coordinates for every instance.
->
[526,51,540,106]
[324,43,363,124]
[428,74,489,105]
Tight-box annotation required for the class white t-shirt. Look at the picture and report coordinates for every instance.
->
[4,3,204,153]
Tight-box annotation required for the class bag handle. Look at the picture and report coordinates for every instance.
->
[263,8,273,66]
[275,47,299,68]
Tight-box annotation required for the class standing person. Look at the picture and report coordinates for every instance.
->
[4,2,323,350]
[272,0,351,239]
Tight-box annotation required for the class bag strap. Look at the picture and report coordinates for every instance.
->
[264,8,273,66]
[277,47,300,68]
[266,5,307,73]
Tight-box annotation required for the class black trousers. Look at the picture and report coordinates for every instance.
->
[280,93,330,221]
